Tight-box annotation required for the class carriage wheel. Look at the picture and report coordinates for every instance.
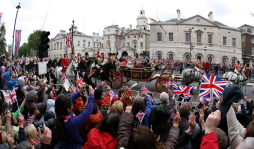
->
[122,77,130,83]
[155,77,169,93]
[106,72,122,89]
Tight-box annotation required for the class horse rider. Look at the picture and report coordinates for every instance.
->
[234,61,240,74]
[195,58,203,74]
[61,54,69,73]
[203,61,211,74]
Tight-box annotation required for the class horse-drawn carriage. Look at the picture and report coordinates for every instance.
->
[106,62,173,93]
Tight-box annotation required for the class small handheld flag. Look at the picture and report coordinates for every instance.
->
[135,110,145,123]
[71,85,76,93]
[62,73,67,81]
[164,81,172,89]
[183,92,191,99]
[1,89,17,105]
[109,90,117,99]
[141,85,150,94]
[172,84,196,97]
[76,73,86,88]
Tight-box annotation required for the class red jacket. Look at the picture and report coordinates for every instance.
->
[61,58,69,73]
[200,132,219,149]
[203,62,210,73]
[83,128,117,149]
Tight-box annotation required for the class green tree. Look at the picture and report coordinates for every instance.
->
[18,42,30,57]
[0,23,7,54]
[27,30,42,55]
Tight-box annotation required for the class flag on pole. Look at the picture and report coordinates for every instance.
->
[149,17,166,34]
[65,45,68,58]
[119,29,124,40]
[135,110,145,122]
[71,85,76,93]
[138,28,141,40]
[0,12,2,24]
[141,85,150,94]
[66,33,72,47]
[1,89,17,105]
[115,41,118,52]
[94,51,99,57]
[198,74,227,101]
[190,42,193,50]
[14,30,21,57]
[62,73,67,81]
[251,12,254,17]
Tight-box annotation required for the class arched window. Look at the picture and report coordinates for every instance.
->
[232,59,236,66]
[157,53,162,59]
[223,58,227,65]
[185,55,190,61]
[208,56,212,62]
[197,55,201,60]
[169,54,173,60]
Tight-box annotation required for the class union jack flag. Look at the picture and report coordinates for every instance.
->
[66,33,72,47]
[135,110,145,122]
[149,17,166,35]
[198,74,227,101]
[141,85,150,94]
[119,29,124,40]
[14,30,21,57]
[190,42,193,50]
[1,89,17,105]
[16,65,21,70]
[76,73,86,88]
[0,12,2,24]
[138,28,141,40]
[62,73,67,81]
[115,41,118,52]
[183,91,191,99]
[26,117,33,125]
[164,81,172,89]
[109,90,117,99]
[71,85,76,93]
[172,84,196,98]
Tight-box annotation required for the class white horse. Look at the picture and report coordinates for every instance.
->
[56,60,78,84]
[223,71,248,93]
[181,68,203,86]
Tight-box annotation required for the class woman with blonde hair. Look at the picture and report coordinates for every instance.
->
[24,124,41,148]
[111,100,124,116]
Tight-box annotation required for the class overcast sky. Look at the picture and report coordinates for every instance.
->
[1,0,254,49]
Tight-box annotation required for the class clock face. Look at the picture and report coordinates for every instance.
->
[197,19,200,23]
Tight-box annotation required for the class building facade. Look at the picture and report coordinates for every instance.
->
[103,9,150,57]
[238,24,254,64]
[150,10,242,65]
[48,27,104,58]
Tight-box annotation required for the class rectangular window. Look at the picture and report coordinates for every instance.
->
[54,43,56,50]
[127,42,130,47]
[51,45,53,50]
[97,44,99,48]
[252,38,254,43]
[197,34,201,43]
[134,43,136,48]
[252,48,254,55]
[108,36,110,39]
[242,36,244,42]
[169,33,173,41]
[108,29,110,32]
[102,44,103,48]
[78,41,80,46]
[57,42,59,50]
[128,36,130,38]
[208,35,213,44]
[88,42,90,47]
[140,42,143,48]
[108,43,110,48]
[223,37,227,45]
[232,38,236,47]
[185,33,191,42]
[83,40,86,47]
[134,36,136,38]
[157,32,162,41]
[60,42,62,49]
[242,48,245,53]
[93,43,95,47]
[141,35,143,38]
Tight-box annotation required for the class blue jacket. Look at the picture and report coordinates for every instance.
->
[5,71,17,90]
[59,92,94,149]
[132,96,152,128]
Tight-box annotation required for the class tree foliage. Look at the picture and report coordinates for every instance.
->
[27,30,42,54]
[0,23,7,55]
[18,42,30,57]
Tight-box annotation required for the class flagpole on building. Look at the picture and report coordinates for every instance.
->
[10,3,21,60]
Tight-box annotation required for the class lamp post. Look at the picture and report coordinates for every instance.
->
[11,3,21,59]
[69,20,75,58]
[115,30,119,58]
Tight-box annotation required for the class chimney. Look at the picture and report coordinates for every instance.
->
[177,9,181,22]
[129,24,132,30]
[93,32,95,36]
[208,11,214,22]
[73,26,77,32]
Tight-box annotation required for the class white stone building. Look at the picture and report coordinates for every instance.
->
[48,27,104,58]
[150,10,242,65]
[103,9,150,57]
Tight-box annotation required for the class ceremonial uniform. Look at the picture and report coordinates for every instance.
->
[203,61,210,74]
[61,58,69,73]
[194,60,203,72]
[234,63,240,74]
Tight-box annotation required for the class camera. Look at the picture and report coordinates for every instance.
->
[5,108,11,114]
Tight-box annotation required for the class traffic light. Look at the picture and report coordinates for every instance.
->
[39,31,50,60]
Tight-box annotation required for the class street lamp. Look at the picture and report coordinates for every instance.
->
[69,20,75,58]
[11,3,21,59]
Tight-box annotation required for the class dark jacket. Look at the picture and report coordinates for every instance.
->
[26,93,48,117]
[117,112,180,149]
[150,103,170,133]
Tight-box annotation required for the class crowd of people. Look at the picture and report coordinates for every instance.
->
[0,52,254,149]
